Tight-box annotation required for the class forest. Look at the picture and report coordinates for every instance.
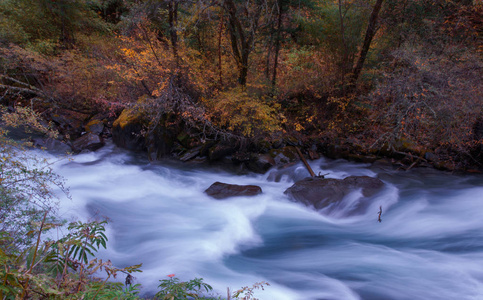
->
[0,0,481,170]
[0,0,482,298]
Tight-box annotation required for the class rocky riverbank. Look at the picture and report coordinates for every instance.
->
[22,107,483,174]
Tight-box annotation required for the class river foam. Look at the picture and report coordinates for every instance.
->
[43,142,483,299]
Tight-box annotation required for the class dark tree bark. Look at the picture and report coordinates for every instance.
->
[350,0,384,86]
[218,11,224,86]
[338,0,350,80]
[223,0,262,87]
[168,0,179,68]
[271,0,283,87]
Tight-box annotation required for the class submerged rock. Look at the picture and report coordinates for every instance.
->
[284,176,384,216]
[205,182,262,199]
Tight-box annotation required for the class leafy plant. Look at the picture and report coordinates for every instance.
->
[230,281,270,300]
[1,217,143,299]
[155,274,214,300]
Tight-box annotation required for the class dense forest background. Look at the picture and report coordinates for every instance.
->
[0,0,482,169]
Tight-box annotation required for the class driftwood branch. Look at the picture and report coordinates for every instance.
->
[392,149,428,163]
[0,75,51,100]
[0,84,42,96]
[296,147,315,177]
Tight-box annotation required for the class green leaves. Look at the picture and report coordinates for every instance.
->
[155,276,214,300]
[65,220,108,264]
[1,219,144,299]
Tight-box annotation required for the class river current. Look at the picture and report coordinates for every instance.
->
[46,142,483,300]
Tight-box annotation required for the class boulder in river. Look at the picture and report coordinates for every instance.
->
[179,145,202,162]
[269,146,299,165]
[85,118,105,135]
[48,108,89,140]
[112,108,146,151]
[247,153,276,174]
[208,142,239,161]
[32,137,72,154]
[284,176,384,216]
[72,133,104,152]
[205,182,262,199]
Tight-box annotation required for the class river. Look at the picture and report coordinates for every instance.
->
[47,141,483,300]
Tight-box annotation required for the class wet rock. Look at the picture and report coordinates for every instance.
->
[179,145,202,162]
[308,149,320,160]
[285,136,300,146]
[231,151,251,164]
[208,142,238,161]
[347,153,378,163]
[205,182,262,199]
[473,117,483,141]
[284,176,384,216]
[424,152,436,162]
[269,146,299,165]
[145,125,176,161]
[32,137,72,154]
[372,159,396,170]
[323,144,346,159]
[271,139,284,149]
[85,118,105,135]
[112,107,177,160]
[247,153,276,174]
[112,108,146,151]
[72,133,104,152]
[48,109,89,139]
[473,117,483,165]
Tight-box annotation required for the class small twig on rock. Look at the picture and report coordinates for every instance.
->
[377,206,382,223]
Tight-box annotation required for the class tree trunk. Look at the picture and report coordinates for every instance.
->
[218,12,224,86]
[240,49,249,86]
[338,0,349,81]
[223,0,261,87]
[271,0,283,87]
[350,0,384,86]
[225,0,243,78]
[168,0,179,69]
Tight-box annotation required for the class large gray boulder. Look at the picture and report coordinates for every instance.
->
[284,176,384,216]
[205,182,262,199]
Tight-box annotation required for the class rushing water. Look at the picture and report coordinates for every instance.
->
[46,142,483,300]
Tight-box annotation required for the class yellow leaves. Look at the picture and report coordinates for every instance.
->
[295,123,305,131]
[203,88,284,137]
[121,47,136,58]
[1,106,58,139]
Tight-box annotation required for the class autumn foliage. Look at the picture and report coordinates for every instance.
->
[0,0,482,169]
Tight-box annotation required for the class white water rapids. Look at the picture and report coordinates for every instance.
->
[45,142,483,300]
